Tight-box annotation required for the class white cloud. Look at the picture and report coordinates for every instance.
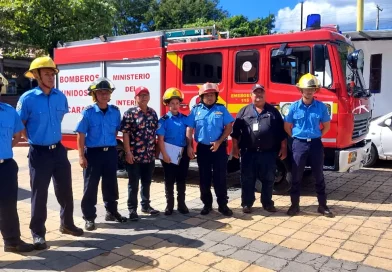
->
[275,0,392,32]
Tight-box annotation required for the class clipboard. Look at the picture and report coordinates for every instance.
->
[159,142,183,165]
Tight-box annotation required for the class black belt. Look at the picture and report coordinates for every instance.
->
[293,137,321,143]
[31,142,61,150]
[86,146,115,151]
[0,158,12,164]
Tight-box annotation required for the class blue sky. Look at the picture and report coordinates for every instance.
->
[220,0,392,32]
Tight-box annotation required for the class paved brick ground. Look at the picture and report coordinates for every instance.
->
[1,147,392,271]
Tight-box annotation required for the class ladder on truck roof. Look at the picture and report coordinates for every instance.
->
[164,25,229,44]
[56,25,229,48]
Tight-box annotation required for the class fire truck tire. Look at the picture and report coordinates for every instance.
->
[363,144,378,168]
[116,140,128,179]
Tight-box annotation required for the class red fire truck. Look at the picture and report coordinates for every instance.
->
[54,19,372,193]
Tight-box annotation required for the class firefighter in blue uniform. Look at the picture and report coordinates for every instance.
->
[75,78,127,231]
[0,101,35,253]
[17,56,83,250]
[186,83,234,216]
[284,73,333,217]
[157,88,190,215]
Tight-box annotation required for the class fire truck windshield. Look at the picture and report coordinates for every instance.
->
[337,42,368,97]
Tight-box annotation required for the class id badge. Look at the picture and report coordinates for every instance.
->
[252,123,258,132]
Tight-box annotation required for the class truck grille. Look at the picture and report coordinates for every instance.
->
[352,112,371,139]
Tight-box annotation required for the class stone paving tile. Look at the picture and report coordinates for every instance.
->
[267,245,301,260]
[208,243,238,257]
[230,249,263,263]
[255,255,288,271]
[45,254,83,271]
[295,252,330,270]
[244,240,275,254]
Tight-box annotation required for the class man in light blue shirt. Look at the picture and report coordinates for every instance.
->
[186,83,234,216]
[0,101,34,253]
[17,56,83,250]
[75,77,127,231]
[284,73,333,218]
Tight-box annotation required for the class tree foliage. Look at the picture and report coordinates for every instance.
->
[0,0,275,57]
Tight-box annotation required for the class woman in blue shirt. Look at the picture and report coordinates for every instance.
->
[157,88,190,215]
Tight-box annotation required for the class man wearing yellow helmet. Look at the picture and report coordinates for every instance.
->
[75,78,127,231]
[284,73,333,218]
[157,88,190,215]
[16,56,83,250]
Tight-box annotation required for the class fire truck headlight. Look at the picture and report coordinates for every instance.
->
[281,103,291,117]
[348,151,357,164]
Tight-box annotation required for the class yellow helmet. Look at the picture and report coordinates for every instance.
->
[296,73,320,89]
[25,56,59,79]
[162,87,184,105]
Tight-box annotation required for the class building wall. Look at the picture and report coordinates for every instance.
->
[352,40,392,118]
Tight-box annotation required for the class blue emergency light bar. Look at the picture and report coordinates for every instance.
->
[306,14,321,30]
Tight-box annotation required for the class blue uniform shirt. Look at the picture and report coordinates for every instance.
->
[285,99,331,139]
[186,103,234,145]
[75,104,121,148]
[0,102,24,159]
[17,87,68,145]
[156,111,188,147]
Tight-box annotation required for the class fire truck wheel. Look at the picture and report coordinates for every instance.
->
[116,141,128,179]
[363,144,378,168]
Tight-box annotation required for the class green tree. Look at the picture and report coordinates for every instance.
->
[147,0,228,31]
[0,0,116,57]
[110,0,155,35]
[184,14,275,38]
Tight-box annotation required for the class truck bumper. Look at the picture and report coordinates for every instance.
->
[336,139,372,172]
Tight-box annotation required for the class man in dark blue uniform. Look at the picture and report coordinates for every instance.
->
[75,78,127,231]
[231,84,287,214]
[186,83,234,216]
[284,73,333,217]
[157,87,190,215]
[17,57,83,250]
[0,101,34,253]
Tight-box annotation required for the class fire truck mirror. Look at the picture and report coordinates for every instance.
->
[313,44,326,72]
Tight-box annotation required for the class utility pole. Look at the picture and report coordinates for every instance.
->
[376,4,383,30]
[300,1,304,30]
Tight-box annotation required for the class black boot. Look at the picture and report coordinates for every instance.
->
[287,204,300,216]
[200,205,212,215]
[105,211,127,222]
[4,240,35,253]
[318,205,334,218]
[165,197,174,216]
[218,205,233,216]
[177,201,189,214]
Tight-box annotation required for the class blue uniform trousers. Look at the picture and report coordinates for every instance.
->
[28,143,75,238]
[290,138,326,206]
[126,162,155,212]
[196,142,228,207]
[240,150,277,208]
[81,146,119,220]
[160,149,190,207]
[0,159,21,245]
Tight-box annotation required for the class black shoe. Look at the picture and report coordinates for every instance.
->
[129,210,139,221]
[218,205,233,216]
[200,205,212,215]
[242,206,252,214]
[141,206,160,215]
[264,205,277,213]
[164,208,173,216]
[177,203,189,214]
[4,240,35,253]
[287,204,300,216]
[105,212,127,223]
[33,237,47,250]
[85,220,96,231]
[318,205,335,218]
[59,225,84,236]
